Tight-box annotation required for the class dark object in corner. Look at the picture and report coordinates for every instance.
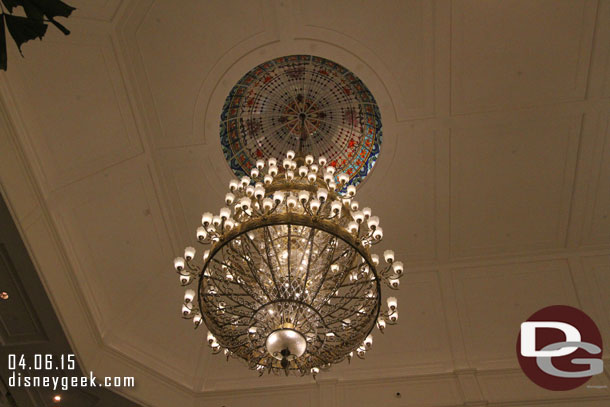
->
[0,0,75,71]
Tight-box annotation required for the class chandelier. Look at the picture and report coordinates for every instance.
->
[172,55,402,377]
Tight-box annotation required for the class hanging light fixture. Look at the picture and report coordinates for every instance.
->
[173,55,401,377]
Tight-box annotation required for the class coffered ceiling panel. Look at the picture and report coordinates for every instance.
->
[451,259,579,369]
[342,270,452,374]
[298,0,435,120]
[135,0,272,148]
[357,128,436,261]
[48,159,172,335]
[451,0,597,114]
[4,30,143,192]
[450,113,581,257]
[103,280,204,389]
[157,146,229,245]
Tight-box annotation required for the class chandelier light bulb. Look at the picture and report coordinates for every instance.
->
[184,289,195,303]
[173,257,185,272]
[346,185,356,197]
[182,304,191,316]
[256,159,265,169]
[254,186,265,199]
[316,188,328,202]
[309,198,321,212]
[184,247,196,261]
[273,191,284,204]
[298,190,310,203]
[383,250,394,263]
[201,212,213,226]
[392,261,404,276]
[305,155,314,165]
[286,150,295,159]
[387,296,397,311]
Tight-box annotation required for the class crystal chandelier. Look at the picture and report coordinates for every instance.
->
[174,152,401,376]
[173,55,401,377]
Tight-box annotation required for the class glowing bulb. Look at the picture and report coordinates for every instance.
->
[184,247,196,261]
[184,289,195,303]
[173,257,185,271]
[201,212,213,226]
[392,261,404,276]
[220,207,231,220]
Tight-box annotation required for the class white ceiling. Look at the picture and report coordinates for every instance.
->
[0,1,609,406]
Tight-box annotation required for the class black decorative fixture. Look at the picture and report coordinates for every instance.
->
[0,0,75,71]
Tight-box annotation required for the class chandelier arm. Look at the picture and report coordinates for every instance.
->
[200,279,258,312]
[306,241,341,307]
[185,260,200,274]
[286,224,292,285]
[260,227,283,294]
[209,254,266,305]
[311,248,359,309]
[301,227,319,296]
[229,240,274,302]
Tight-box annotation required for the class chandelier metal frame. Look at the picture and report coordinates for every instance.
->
[173,144,402,377]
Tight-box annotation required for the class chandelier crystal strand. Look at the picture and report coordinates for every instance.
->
[173,151,401,377]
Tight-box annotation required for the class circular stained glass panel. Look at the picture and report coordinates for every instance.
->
[220,55,382,187]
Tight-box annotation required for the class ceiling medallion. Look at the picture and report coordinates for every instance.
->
[174,56,400,377]
[220,54,382,188]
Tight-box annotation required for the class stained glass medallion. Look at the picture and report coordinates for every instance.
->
[219,55,382,187]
